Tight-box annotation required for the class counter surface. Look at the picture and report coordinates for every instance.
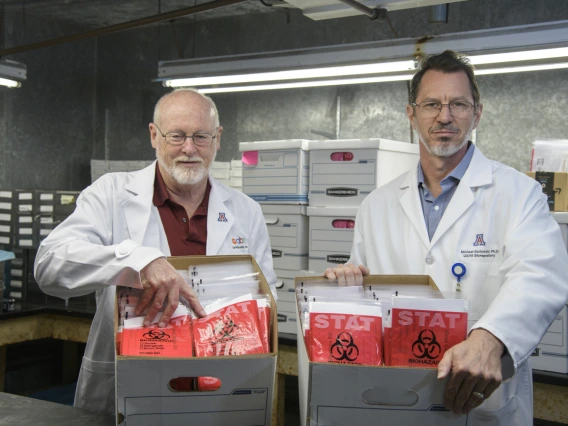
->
[0,392,114,425]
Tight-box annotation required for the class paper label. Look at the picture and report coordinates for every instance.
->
[40,194,54,201]
[40,205,54,213]
[0,191,12,198]
[0,202,11,210]
[19,216,32,223]
[18,193,33,200]
[0,225,9,233]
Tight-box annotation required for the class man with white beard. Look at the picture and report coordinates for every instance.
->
[34,88,277,415]
[324,51,568,425]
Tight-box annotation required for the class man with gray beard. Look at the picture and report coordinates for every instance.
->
[325,50,568,425]
[34,88,277,415]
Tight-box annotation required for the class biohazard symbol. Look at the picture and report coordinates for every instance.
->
[142,329,171,340]
[330,332,359,361]
[412,329,441,359]
[214,316,238,339]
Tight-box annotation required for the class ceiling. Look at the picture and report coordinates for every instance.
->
[4,0,278,29]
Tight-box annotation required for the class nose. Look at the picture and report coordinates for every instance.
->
[180,136,198,155]
[436,104,454,123]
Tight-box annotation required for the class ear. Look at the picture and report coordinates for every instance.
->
[215,126,223,152]
[149,123,159,149]
[472,103,483,130]
[406,104,418,130]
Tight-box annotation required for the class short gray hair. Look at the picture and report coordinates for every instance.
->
[153,88,220,128]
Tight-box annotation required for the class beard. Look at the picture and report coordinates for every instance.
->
[156,143,216,186]
[418,122,474,158]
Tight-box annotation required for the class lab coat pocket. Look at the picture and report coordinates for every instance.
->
[75,356,115,415]
[471,395,521,426]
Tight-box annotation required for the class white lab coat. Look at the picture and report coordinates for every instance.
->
[34,161,277,416]
[350,147,568,426]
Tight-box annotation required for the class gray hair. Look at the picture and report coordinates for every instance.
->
[153,88,220,128]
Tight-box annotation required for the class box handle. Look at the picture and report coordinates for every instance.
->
[265,217,279,225]
[168,376,222,392]
[362,386,418,406]
[275,280,285,289]
[330,152,354,161]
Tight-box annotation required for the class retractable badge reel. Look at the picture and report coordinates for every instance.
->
[452,263,466,292]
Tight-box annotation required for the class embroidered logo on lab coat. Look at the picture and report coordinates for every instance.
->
[231,236,248,253]
[218,212,228,222]
[473,234,486,246]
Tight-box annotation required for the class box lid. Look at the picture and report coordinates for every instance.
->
[307,206,359,217]
[308,138,419,154]
[239,139,310,152]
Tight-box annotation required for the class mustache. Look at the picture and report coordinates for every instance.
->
[430,124,460,132]
[175,157,204,164]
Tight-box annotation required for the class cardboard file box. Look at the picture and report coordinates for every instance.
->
[308,206,358,273]
[308,139,419,208]
[240,140,310,204]
[526,172,568,212]
[14,190,35,215]
[296,274,468,426]
[262,204,308,271]
[531,305,568,373]
[116,255,277,426]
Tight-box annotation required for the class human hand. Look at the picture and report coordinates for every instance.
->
[437,329,505,415]
[135,258,206,327]
[323,263,370,286]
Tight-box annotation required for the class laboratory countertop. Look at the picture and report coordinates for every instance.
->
[0,392,114,426]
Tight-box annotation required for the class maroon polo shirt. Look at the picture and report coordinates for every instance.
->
[153,163,210,256]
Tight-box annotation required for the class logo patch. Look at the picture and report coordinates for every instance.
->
[326,187,358,197]
[327,254,350,264]
[218,212,228,222]
[473,234,486,246]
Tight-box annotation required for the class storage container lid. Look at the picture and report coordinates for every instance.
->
[553,212,568,224]
[261,204,308,215]
[307,206,359,217]
[239,139,310,152]
[308,138,418,154]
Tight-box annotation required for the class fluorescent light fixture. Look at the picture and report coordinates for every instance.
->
[0,60,26,89]
[199,74,414,94]
[157,20,568,94]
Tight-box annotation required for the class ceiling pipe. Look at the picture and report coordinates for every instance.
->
[335,0,384,20]
[0,0,248,56]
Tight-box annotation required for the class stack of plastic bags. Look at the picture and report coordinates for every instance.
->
[297,279,468,368]
[116,260,272,390]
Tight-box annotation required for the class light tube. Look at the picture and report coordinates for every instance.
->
[0,77,21,88]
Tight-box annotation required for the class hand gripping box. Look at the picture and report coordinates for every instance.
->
[308,139,419,207]
[239,140,310,204]
[296,274,469,426]
[115,255,278,426]
[307,206,358,273]
[262,204,308,271]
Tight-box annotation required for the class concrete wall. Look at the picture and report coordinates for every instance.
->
[2,0,568,190]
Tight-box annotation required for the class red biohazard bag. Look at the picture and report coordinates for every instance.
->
[120,315,193,357]
[389,299,467,367]
[308,302,383,366]
[193,299,265,357]
[256,297,271,353]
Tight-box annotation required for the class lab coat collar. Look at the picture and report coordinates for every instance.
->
[123,162,158,246]
[206,176,234,255]
[429,147,492,246]
[398,146,493,249]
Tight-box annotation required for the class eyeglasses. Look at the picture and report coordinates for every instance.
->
[411,101,477,118]
[153,124,217,147]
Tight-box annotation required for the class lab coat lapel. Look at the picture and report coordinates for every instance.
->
[122,162,165,251]
[430,148,493,247]
[398,168,430,249]
[206,177,233,255]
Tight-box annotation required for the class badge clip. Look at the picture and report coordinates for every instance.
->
[452,263,466,292]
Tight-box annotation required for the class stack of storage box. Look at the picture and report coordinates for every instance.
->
[91,159,154,183]
[0,190,13,249]
[240,140,311,336]
[210,161,231,186]
[230,159,243,192]
[531,212,568,373]
[14,190,35,249]
[307,139,419,273]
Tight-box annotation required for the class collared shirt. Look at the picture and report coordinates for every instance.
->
[418,143,475,241]
[153,163,211,256]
